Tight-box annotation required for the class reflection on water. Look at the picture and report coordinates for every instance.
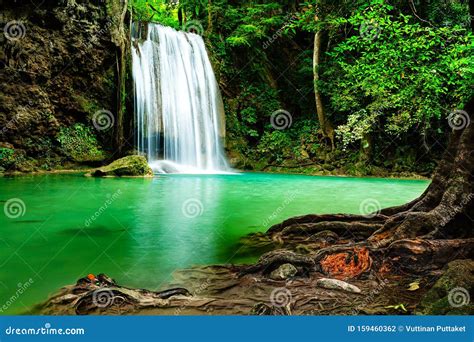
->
[0,173,428,313]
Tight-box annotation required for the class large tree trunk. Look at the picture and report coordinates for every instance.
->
[251,96,473,279]
[313,31,335,150]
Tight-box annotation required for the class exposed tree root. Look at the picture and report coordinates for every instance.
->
[382,238,474,273]
[239,249,316,276]
[38,101,473,316]
[39,273,194,315]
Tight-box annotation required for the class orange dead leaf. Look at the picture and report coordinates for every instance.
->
[320,247,372,280]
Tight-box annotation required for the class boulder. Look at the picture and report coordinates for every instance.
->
[87,155,153,177]
[269,263,298,280]
[416,259,474,315]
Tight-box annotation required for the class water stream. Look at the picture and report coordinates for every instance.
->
[132,23,229,173]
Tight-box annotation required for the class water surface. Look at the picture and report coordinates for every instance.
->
[0,173,428,314]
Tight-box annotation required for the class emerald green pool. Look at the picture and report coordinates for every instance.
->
[0,173,428,314]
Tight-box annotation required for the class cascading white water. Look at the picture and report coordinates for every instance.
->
[131,23,230,174]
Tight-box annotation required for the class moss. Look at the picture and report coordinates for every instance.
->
[88,155,153,177]
[74,95,102,117]
[56,123,106,163]
[416,260,474,315]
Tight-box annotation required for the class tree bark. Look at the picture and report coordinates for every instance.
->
[313,31,335,150]
[256,96,473,280]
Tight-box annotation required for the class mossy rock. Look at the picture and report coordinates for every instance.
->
[416,259,474,315]
[87,156,153,177]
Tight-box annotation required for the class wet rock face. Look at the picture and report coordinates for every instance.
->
[0,0,118,171]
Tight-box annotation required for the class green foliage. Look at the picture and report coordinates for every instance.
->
[129,0,472,175]
[256,120,320,164]
[129,0,179,27]
[426,0,470,27]
[56,124,105,163]
[224,3,286,47]
[321,1,472,146]
[0,147,31,171]
[0,147,15,168]
[225,82,280,151]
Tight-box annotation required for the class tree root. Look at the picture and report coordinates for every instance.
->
[268,214,388,235]
[278,221,382,240]
[39,273,194,315]
[239,249,316,276]
[382,238,474,274]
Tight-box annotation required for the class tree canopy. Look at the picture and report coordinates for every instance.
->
[129,0,473,175]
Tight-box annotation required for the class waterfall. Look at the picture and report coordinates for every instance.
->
[131,23,230,174]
